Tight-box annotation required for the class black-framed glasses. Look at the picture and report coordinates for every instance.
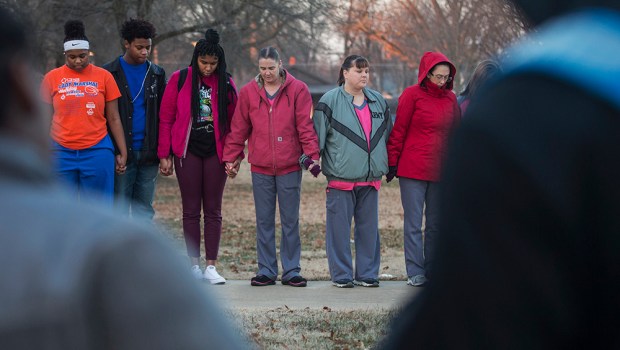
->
[428,73,452,82]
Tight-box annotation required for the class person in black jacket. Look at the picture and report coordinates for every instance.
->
[382,0,620,349]
[103,18,166,220]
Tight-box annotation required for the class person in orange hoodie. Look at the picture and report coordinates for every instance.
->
[386,51,460,286]
[223,46,320,287]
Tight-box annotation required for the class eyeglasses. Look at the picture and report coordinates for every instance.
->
[428,73,452,82]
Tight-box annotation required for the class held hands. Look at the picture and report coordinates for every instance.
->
[115,154,127,174]
[159,156,174,176]
[302,157,321,178]
[386,166,397,183]
[225,157,241,178]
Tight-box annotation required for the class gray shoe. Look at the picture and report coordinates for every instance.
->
[353,279,380,287]
[407,275,427,287]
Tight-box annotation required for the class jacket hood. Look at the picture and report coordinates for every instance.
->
[513,0,620,25]
[418,51,456,90]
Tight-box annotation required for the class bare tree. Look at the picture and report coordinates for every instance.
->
[2,0,334,83]
[331,0,527,92]
[328,0,399,93]
[3,0,527,96]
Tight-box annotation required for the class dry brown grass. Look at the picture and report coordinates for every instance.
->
[153,161,407,281]
[229,307,397,350]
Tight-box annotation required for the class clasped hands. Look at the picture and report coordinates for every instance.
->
[159,156,174,176]
[302,157,321,177]
[224,157,242,178]
[115,154,127,175]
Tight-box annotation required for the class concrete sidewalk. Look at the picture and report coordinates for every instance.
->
[203,280,420,310]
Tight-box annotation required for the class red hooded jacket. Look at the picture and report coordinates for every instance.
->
[387,51,460,181]
[223,70,319,175]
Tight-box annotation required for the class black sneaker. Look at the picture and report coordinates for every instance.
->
[282,275,307,287]
[332,279,354,288]
[250,275,276,286]
[353,279,380,287]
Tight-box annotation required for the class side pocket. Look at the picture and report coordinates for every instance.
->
[326,187,340,215]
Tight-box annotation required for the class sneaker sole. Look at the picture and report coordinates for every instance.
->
[282,280,307,287]
[251,280,276,286]
[332,282,354,288]
[206,278,226,285]
[353,280,379,287]
[407,281,425,287]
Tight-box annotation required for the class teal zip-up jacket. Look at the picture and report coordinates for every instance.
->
[313,86,392,182]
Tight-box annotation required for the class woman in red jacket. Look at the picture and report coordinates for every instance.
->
[223,46,320,287]
[386,51,460,287]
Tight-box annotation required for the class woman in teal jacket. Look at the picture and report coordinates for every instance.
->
[313,54,392,288]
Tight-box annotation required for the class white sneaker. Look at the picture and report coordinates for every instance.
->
[191,265,203,280]
[204,265,226,285]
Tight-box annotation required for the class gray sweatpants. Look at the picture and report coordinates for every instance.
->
[400,177,440,278]
[251,171,302,281]
[325,186,381,282]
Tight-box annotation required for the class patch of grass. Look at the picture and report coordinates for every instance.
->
[229,307,398,350]
[380,228,404,249]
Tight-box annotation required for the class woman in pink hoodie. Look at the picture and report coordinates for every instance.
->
[387,51,460,287]
[223,46,320,287]
[158,29,237,284]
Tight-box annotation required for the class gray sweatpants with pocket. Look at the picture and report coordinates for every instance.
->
[325,186,381,282]
[251,171,302,281]
[399,177,440,278]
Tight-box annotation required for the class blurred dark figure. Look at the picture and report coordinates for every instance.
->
[0,8,247,349]
[457,59,502,115]
[382,0,620,349]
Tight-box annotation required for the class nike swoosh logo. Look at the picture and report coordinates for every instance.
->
[71,43,79,46]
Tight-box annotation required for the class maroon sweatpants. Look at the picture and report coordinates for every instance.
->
[174,152,227,260]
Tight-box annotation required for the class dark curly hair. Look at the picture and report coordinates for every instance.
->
[120,18,156,43]
[63,20,88,43]
[190,28,232,137]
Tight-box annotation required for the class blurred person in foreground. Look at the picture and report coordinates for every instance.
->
[382,0,620,348]
[0,8,247,349]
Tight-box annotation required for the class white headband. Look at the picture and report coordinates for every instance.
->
[64,40,89,51]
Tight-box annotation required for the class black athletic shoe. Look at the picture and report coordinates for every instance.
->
[251,275,276,286]
[282,275,308,287]
[332,279,354,288]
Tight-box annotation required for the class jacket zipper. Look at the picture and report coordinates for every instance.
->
[367,101,373,181]
[180,87,193,168]
[269,104,276,175]
[180,116,192,168]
